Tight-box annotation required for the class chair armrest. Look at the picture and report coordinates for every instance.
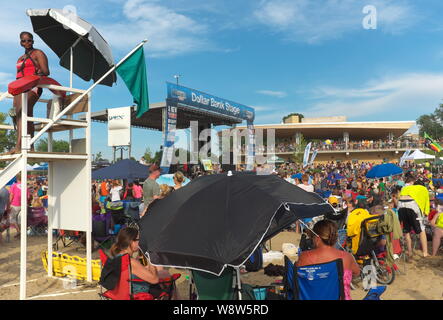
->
[159,273,181,284]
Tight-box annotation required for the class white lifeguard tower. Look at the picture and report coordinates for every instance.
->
[0,82,93,300]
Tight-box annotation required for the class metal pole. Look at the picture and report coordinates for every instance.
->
[68,47,74,153]
[30,40,149,146]
[86,92,92,282]
[19,92,29,300]
[47,161,53,278]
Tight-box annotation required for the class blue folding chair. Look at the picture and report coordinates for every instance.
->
[363,286,386,300]
[283,256,345,300]
[283,256,386,300]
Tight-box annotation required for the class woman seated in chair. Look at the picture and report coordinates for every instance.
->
[110,227,160,296]
[297,220,360,300]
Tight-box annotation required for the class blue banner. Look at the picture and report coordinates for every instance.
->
[167,82,255,122]
[303,142,312,168]
[160,101,178,174]
[309,149,318,165]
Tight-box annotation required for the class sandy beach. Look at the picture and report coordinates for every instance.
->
[0,230,441,300]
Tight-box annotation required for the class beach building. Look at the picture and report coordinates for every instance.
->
[233,116,419,164]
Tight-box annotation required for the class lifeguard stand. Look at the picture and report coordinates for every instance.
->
[0,81,92,300]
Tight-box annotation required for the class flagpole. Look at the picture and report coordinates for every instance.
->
[30,39,148,146]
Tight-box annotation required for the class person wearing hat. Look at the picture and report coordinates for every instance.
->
[143,164,161,209]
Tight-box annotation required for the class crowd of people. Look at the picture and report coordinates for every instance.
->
[273,160,442,258]
[0,173,48,242]
[1,157,442,300]
[241,138,428,154]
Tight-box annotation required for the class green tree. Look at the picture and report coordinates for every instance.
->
[143,147,163,164]
[282,113,304,123]
[36,138,70,153]
[0,112,16,153]
[94,152,104,162]
[417,103,443,138]
[293,135,308,164]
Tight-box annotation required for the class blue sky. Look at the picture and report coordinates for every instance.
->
[1,0,443,160]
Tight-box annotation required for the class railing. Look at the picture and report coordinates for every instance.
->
[239,141,428,154]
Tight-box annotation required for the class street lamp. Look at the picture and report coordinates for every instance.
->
[174,74,182,86]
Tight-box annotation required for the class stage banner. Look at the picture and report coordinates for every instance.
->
[167,82,255,122]
[160,101,178,174]
[246,120,255,171]
[309,149,318,165]
[108,106,131,147]
[303,142,312,168]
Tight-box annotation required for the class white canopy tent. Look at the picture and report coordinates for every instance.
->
[404,149,436,160]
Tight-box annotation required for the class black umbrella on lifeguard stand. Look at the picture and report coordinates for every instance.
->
[26,8,116,87]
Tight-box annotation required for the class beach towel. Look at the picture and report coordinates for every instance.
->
[347,208,373,254]
[400,185,430,216]
[377,209,402,266]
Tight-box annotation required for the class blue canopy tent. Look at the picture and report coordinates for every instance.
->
[92,159,150,181]
[366,163,403,179]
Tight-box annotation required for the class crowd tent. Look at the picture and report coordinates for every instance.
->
[404,150,435,160]
[92,159,150,181]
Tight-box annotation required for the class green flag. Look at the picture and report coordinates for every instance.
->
[116,47,149,118]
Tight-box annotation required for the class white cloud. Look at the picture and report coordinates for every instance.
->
[301,73,443,119]
[256,90,287,98]
[253,0,419,44]
[0,72,14,86]
[99,0,211,57]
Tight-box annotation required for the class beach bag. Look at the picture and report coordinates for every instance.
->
[245,245,263,272]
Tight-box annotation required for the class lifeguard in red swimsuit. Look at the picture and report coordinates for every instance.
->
[11,31,50,153]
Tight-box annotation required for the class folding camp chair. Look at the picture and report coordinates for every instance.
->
[281,256,386,300]
[98,249,180,300]
[189,267,238,300]
[27,206,48,236]
[281,255,345,300]
[53,230,82,251]
[363,286,387,300]
[92,213,114,251]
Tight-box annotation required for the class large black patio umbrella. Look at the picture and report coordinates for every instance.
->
[138,172,334,275]
[26,8,116,86]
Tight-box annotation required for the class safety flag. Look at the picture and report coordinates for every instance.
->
[116,46,149,118]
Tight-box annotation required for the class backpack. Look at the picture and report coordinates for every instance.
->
[245,245,263,272]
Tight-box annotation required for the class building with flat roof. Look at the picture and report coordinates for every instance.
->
[233,116,419,164]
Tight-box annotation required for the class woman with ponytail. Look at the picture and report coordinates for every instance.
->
[297,219,360,300]
[110,227,159,294]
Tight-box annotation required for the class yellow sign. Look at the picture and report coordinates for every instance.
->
[201,159,213,171]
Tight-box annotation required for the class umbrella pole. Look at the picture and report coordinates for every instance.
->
[70,47,73,88]
[235,267,242,300]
